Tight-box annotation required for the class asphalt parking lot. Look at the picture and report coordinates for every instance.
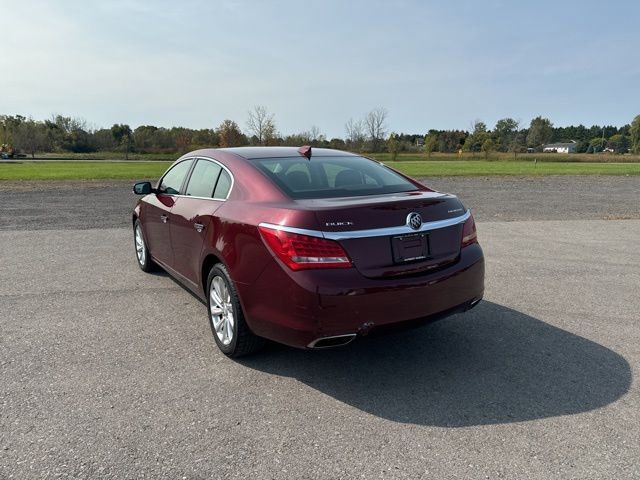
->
[1,177,639,479]
[1,176,640,231]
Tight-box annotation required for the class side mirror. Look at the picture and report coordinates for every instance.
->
[133,181,153,195]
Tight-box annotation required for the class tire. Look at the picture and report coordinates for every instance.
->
[133,219,156,273]
[206,263,264,357]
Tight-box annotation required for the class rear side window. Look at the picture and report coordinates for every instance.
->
[250,156,417,199]
[213,170,232,199]
[158,159,194,195]
[186,160,222,197]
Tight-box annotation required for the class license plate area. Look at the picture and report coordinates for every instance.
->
[391,233,429,263]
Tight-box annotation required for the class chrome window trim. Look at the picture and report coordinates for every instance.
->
[201,156,235,201]
[171,194,225,201]
[157,157,196,195]
[259,210,471,240]
[156,156,235,201]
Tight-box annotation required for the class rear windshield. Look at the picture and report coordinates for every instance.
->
[249,156,418,199]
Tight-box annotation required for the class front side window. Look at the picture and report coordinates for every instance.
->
[185,160,222,198]
[249,156,418,199]
[158,159,194,195]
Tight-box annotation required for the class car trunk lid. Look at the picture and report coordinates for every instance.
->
[296,191,468,278]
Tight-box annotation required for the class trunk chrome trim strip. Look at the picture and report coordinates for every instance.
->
[258,223,326,238]
[259,210,471,240]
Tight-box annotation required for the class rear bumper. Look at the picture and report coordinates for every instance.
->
[237,243,485,348]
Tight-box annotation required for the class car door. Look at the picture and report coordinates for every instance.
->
[169,158,232,285]
[143,158,194,266]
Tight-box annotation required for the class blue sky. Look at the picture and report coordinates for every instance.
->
[2,0,639,137]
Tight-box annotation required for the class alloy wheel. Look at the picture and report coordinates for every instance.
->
[209,276,235,346]
[135,224,146,266]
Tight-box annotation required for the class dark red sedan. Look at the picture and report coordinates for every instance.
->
[132,147,484,357]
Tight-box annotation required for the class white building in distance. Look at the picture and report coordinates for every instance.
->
[542,141,578,153]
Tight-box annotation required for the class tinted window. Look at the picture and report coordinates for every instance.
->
[159,159,194,195]
[186,160,222,198]
[250,156,417,199]
[213,169,232,199]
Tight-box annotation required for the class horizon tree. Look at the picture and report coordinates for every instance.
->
[527,116,553,151]
[306,125,324,144]
[387,132,399,161]
[464,120,488,152]
[14,119,49,158]
[481,137,495,160]
[216,119,245,147]
[509,129,528,159]
[588,137,606,153]
[246,106,276,145]
[364,107,388,153]
[630,115,640,154]
[423,133,437,159]
[111,123,132,159]
[345,118,365,152]
[494,118,519,152]
[606,134,630,154]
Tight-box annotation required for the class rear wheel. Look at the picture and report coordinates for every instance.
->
[207,264,264,357]
[134,219,156,272]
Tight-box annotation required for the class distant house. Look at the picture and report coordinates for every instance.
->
[415,138,425,148]
[543,141,577,153]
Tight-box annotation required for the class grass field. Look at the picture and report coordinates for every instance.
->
[391,161,640,177]
[37,152,177,161]
[36,151,640,164]
[2,160,640,181]
[369,152,640,163]
[0,161,172,181]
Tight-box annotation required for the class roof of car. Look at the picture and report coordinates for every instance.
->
[216,146,358,160]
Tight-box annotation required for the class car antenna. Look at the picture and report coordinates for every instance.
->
[298,145,312,160]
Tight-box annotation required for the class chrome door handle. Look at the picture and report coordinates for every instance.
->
[160,214,168,223]
[194,222,204,233]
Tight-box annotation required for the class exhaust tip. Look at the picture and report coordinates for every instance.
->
[467,297,482,310]
[308,334,357,349]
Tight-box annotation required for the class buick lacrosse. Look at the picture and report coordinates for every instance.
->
[132,147,484,357]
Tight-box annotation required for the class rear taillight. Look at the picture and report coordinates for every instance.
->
[461,213,478,247]
[258,226,353,271]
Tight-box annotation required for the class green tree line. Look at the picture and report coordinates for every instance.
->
[1,109,639,158]
[421,116,640,157]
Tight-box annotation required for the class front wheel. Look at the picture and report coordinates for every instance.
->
[207,264,264,357]
[133,219,156,272]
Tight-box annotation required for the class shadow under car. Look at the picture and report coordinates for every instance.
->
[240,301,631,427]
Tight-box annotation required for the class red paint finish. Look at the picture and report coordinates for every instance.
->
[133,147,485,348]
[237,244,483,347]
[142,193,175,265]
[169,197,223,284]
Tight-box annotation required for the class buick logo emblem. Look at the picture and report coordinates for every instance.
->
[407,212,422,230]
